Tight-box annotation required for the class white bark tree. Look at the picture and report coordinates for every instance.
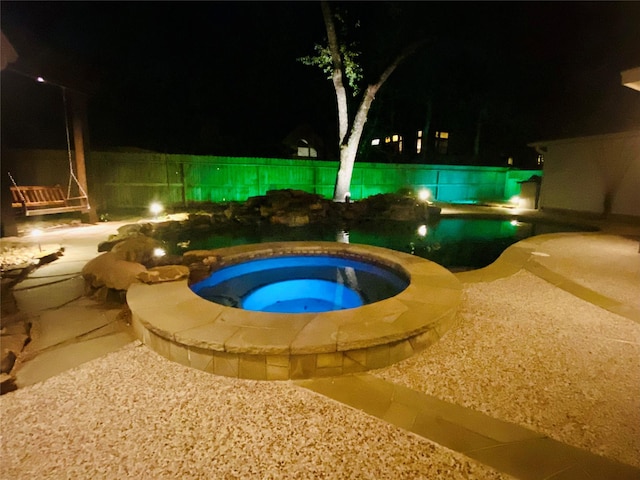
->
[301,1,425,202]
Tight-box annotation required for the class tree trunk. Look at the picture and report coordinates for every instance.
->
[321,1,348,146]
[320,1,426,202]
[334,86,377,201]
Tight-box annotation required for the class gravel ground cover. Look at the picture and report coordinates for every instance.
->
[0,243,44,271]
[0,342,512,480]
[374,270,640,469]
[2,218,638,478]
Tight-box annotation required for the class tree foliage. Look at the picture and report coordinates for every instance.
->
[298,43,363,96]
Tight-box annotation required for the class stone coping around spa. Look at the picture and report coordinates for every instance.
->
[127,242,462,356]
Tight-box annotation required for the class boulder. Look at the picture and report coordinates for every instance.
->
[188,213,213,224]
[0,350,17,374]
[387,204,422,221]
[0,313,30,336]
[352,192,440,222]
[98,232,142,253]
[270,212,310,227]
[0,373,17,395]
[427,204,442,216]
[137,265,190,284]
[111,236,164,264]
[98,223,156,252]
[117,223,146,236]
[88,285,128,304]
[1,331,29,374]
[82,252,146,291]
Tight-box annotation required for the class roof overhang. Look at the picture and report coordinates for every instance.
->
[1,30,19,70]
[621,67,640,92]
[528,130,640,154]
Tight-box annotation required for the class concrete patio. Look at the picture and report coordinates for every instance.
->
[1,207,639,479]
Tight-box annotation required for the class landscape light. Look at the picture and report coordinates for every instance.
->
[36,76,45,83]
[336,230,350,244]
[149,202,163,218]
[418,189,431,202]
[153,247,166,257]
[31,228,43,251]
[417,225,427,237]
[510,196,521,207]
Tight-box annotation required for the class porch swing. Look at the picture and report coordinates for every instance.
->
[9,87,91,217]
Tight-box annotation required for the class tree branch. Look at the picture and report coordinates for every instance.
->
[372,39,428,92]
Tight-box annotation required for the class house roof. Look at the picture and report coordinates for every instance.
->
[1,26,99,94]
[282,124,325,149]
[621,67,640,92]
[528,129,640,153]
[1,30,19,70]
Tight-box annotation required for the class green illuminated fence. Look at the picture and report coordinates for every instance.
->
[86,152,542,208]
[3,149,540,210]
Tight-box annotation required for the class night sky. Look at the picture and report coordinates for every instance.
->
[2,1,639,166]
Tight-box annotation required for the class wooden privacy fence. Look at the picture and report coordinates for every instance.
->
[88,152,540,210]
[3,149,541,211]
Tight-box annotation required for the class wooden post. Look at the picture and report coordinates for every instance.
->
[1,32,19,236]
[69,90,98,223]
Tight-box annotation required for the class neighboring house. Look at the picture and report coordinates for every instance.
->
[282,125,325,159]
[528,67,640,219]
[369,130,449,157]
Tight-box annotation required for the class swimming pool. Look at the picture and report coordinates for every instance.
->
[165,217,594,270]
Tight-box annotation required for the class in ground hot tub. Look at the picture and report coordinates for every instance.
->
[190,255,409,313]
[128,242,462,380]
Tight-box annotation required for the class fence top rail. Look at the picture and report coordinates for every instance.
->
[89,151,541,173]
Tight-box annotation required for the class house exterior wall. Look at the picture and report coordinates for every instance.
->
[533,130,640,218]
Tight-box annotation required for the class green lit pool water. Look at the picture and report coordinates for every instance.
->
[164,217,595,271]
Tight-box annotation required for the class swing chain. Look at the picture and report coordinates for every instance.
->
[62,87,90,204]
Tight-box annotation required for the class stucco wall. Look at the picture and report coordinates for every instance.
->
[533,130,640,218]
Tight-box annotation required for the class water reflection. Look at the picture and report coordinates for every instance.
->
[167,218,591,271]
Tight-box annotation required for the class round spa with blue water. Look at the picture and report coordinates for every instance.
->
[190,254,409,313]
[127,242,462,380]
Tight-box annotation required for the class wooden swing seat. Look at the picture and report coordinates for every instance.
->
[10,185,89,216]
